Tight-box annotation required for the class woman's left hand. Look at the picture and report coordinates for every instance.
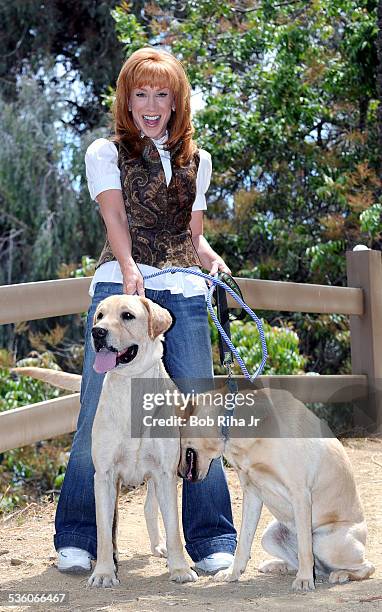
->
[209,258,232,277]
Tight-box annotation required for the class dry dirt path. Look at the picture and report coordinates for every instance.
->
[0,439,381,611]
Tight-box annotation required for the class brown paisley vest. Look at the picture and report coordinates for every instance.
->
[95,137,202,270]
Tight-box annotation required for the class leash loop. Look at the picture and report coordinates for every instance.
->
[142,267,268,382]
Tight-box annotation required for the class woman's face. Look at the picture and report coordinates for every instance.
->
[129,85,174,140]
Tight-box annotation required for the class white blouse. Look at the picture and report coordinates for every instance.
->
[85,135,212,298]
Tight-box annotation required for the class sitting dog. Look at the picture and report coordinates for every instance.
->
[14,295,197,587]
[178,388,374,591]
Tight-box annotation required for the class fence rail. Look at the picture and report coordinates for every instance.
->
[0,276,365,325]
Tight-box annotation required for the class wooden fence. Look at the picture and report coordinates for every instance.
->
[0,249,381,452]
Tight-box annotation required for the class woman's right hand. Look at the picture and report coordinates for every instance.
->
[121,260,145,296]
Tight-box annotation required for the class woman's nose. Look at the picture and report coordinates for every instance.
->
[145,95,157,110]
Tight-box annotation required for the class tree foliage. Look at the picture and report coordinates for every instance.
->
[0,70,108,354]
[0,73,105,285]
[111,0,381,372]
[112,0,381,280]
[1,0,381,375]
[0,0,124,131]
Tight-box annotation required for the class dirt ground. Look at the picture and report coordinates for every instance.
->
[0,438,381,612]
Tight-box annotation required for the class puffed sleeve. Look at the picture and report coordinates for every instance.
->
[192,149,212,211]
[85,138,122,201]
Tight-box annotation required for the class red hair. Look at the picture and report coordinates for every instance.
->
[112,47,197,165]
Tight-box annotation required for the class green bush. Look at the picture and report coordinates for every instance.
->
[210,316,307,375]
[0,367,61,413]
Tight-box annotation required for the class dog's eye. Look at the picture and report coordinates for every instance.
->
[121,312,135,321]
[97,312,103,320]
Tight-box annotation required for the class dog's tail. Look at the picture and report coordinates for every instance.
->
[12,367,81,393]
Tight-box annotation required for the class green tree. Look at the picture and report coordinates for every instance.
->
[0,71,107,357]
[111,0,381,372]
[0,73,105,285]
[0,0,124,131]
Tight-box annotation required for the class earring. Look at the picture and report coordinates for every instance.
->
[172,107,175,112]
[128,107,132,111]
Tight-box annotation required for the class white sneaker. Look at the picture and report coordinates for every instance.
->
[194,552,234,573]
[57,547,92,573]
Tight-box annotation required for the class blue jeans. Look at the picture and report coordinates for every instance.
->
[54,282,237,561]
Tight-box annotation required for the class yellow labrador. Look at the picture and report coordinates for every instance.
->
[15,295,197,587]
[88,294,197,587]
[178,388,374,591]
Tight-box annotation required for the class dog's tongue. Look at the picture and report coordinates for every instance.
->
[93,350,117,374]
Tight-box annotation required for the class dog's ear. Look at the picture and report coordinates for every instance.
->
[139,297,173,339]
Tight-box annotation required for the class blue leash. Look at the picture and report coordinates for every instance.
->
[143,267,267,382]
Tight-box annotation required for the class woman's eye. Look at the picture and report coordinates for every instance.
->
[135,91,168,97]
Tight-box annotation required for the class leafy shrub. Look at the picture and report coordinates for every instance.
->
[210,316,306,375]
[0,353,62,413]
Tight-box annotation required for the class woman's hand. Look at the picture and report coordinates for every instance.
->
[121,260,145,296]
[208,258,232,277]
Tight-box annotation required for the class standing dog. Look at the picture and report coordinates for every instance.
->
[15,295,197,587]
[87,294,196,587]
[178,388,374,591]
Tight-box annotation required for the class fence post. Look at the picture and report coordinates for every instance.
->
[346,249,382,433]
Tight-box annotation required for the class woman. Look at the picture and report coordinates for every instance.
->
[55,47,237,574]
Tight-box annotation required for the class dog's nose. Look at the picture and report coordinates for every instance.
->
[91,327,108,340]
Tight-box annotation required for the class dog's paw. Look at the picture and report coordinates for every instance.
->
[169,567,198,583]
[258,559,294,575]
[152,541,167,558]
[213,565,241,582]
[329,570,351,584]
[88,570,120,588]
[291,576,315,592]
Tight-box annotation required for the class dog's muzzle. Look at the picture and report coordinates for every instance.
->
[91,327,138,373]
